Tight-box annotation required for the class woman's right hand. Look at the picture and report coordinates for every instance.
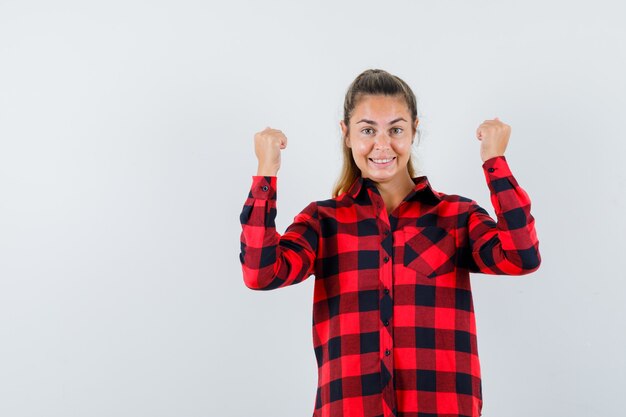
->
[254,127,287,176]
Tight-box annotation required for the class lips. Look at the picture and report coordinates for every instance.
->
[369,157,396,162]
[368,157,396,167]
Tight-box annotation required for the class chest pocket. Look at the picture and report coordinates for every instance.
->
[403,226,457,278]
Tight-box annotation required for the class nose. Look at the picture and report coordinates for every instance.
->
[374,132,391,149]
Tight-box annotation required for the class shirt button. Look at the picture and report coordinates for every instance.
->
[488,168,495,173]
[261,185,269,191]
[384,288,389,294]
[384,320,389,326]
[384,230,390,235]
[385,349,391,356]
[383,256,389,263]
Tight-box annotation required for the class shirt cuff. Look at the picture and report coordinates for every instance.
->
[482,155,512,180]
[250,175,277,199]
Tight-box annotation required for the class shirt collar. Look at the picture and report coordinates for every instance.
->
[348,175,442,202]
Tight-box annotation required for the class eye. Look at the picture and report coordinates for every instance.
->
[361,128,375,135]
[392,127,403,134]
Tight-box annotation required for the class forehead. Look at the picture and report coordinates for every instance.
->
[352,94,410,119]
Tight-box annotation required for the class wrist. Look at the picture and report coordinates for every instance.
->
[256,166,278,176]
[481,154,504,163]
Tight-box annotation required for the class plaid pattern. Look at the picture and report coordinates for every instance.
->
[239,155,541,417]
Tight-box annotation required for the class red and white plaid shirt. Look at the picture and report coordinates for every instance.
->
[239,155,541,417]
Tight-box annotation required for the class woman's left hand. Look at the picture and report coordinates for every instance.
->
[476,117,510,162]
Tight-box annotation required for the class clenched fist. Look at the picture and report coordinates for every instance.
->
[254,127,288,176]
[476,117,510,162]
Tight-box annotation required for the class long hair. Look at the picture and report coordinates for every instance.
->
[332,69,422,198]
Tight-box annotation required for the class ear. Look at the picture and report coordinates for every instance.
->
[340,120,350,148]
[412,118,419,144]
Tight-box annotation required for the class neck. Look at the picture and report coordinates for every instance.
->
[370,173,416,210]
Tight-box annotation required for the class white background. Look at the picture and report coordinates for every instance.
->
[1,1,624,416]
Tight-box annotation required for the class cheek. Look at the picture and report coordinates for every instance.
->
[394,141,412,154]
[354,142,372,156]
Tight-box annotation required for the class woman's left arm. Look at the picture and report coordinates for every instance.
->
[465,118,541,275]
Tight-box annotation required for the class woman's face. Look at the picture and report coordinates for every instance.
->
[341,94,418,184]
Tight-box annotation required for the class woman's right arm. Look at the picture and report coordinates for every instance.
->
[238,127,319,290]
[239,175,319,290]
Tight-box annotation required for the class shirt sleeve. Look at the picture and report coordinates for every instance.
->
[465,155,542,275]
[239,175,319,290]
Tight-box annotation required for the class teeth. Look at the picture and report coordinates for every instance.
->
[372,158,393,163]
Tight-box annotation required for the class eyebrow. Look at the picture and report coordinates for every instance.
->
[356,117,407,125]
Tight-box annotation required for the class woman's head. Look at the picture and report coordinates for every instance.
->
[333,69,421,198]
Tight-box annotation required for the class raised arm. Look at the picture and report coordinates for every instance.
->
[239,127,319,290]
[462,117,541,274]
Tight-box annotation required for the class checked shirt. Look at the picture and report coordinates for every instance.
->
[239,155,541,417]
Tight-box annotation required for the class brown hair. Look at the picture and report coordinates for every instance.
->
[332,69,422,198]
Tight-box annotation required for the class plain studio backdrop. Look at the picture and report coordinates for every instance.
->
[0,1,624,416]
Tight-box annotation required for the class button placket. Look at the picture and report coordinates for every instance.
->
[368,190,397,417]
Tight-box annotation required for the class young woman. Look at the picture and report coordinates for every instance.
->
[239,69,541,417]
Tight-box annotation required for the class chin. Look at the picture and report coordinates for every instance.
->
[365,170,396,181]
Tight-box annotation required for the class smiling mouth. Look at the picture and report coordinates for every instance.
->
[369,157,396,163]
